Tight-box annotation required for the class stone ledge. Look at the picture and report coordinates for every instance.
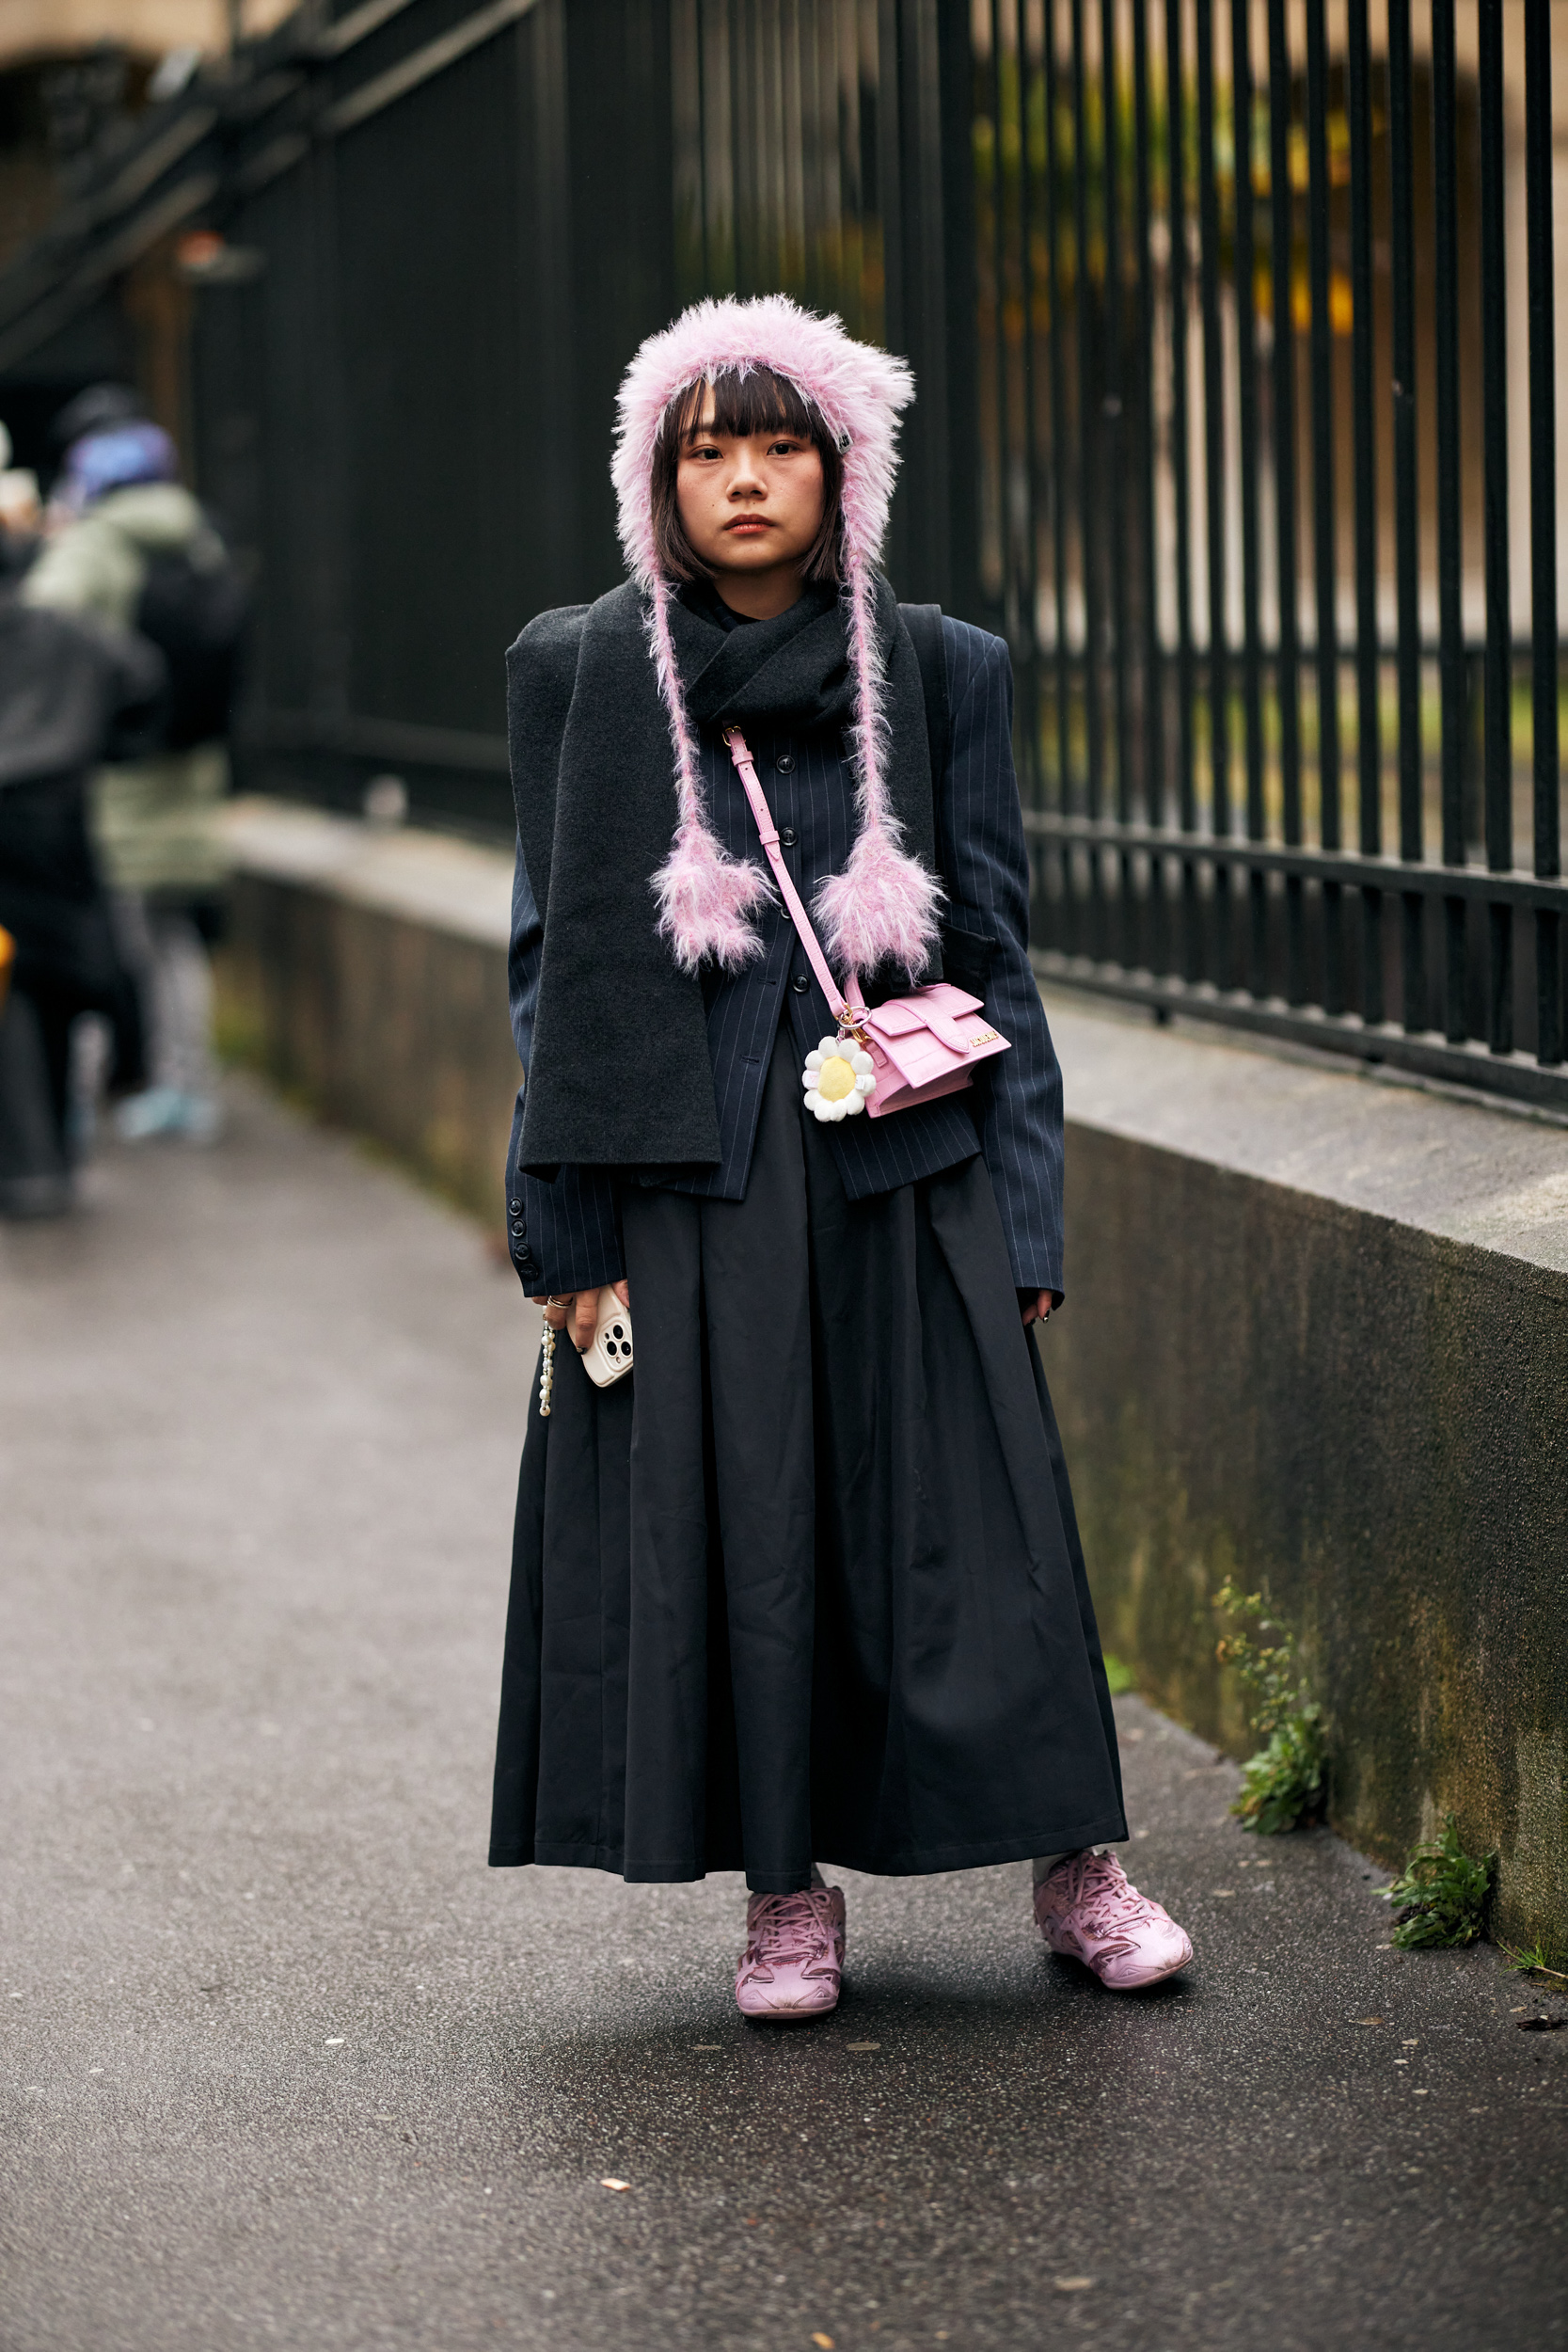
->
[1044,988,1568,1286]
[225,794,514,949]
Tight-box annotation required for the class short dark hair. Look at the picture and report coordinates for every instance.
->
[648,365,845,585]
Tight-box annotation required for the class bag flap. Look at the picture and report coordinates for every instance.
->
[863,983,983,1041]
[865,999,928,1038]
[916,982,983,1017]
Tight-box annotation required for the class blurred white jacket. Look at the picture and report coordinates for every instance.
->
[24,484,230,897]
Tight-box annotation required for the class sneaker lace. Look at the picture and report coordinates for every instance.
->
[741,1891,833,1980]
[1069,1852,1161,1953]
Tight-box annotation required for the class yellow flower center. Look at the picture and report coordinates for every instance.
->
[816,1054,856,1103]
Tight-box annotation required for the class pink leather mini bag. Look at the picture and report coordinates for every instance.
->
[723,726,1010,1119]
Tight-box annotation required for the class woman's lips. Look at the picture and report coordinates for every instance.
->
[725,516,773,532]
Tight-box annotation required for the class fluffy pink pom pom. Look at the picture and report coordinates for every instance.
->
[814,829,943,981]
[654,823,772,975]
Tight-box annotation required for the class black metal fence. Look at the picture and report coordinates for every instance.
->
[2,0,1566,1110]
[974,0,1568,1106]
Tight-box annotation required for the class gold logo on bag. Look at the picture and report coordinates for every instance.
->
[968,1028,999,1046]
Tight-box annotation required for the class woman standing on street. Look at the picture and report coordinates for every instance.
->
[489,297,1193,2016]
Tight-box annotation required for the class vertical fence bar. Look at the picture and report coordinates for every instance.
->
[784,7,809,304]
[1268,0,1303,1000]
[803,12,832,315]
[1305,0,1340,1012]
[1526,0,1560,1064]
[1045,0,1072,874]
[1432,0,1466,1042]
[1347,0,1381,1025]
[1071,0,1104,970]
[986,2,1026,888]
[1196,0,1228,988]
[1133,0,1159,887]
[1101,0,1128,809]
[1167,0,1197,977]
[1478,0,1512,1054]
[1232,0,1266,995]
[990,0,1013,644]
[733,0,753,293]
[1014,0,1044,834]
[1101,0,1133,970]
[692,0,712,288]
[1387,0,1423,1031]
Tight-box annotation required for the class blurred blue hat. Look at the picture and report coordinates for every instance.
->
[62,421,179,507]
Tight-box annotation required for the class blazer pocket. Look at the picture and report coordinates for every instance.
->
[939,918,1000,1000]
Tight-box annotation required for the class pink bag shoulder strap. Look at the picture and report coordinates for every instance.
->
[723,727,866,1028]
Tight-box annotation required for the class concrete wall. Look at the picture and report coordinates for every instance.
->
[215,801,516,1226]
[215,801,1568,1948]
[1041,997,1568,1952]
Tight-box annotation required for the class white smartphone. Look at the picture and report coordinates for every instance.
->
[580,1286,634,1388]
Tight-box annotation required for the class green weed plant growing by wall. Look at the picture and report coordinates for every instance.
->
[1212,1581,1325,1835]
[1502,1941,1568,1988]
[1384,1816,1495,1950]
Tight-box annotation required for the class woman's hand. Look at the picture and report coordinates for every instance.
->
[1020,1288,1059,1328]
[531,1280,630,1354]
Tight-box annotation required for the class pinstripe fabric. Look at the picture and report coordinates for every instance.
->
[504,617,1066,1299]
[939,619,1066,1297]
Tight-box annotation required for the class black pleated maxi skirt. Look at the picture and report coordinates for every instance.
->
[489,1024,1127,1891]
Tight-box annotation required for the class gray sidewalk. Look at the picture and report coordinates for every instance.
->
[2,1077,1563,2352]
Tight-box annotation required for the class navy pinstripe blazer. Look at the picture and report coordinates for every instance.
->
[503,615,1066,1298]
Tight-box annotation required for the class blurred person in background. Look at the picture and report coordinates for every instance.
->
[48,384,145,453]
[24,396,247,1144]
[0,421,42,581]
[0,589,163,1216]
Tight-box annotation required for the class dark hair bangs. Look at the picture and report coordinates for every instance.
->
[668,365,816,447]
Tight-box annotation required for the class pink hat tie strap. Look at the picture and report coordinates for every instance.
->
[722,727,868,1033]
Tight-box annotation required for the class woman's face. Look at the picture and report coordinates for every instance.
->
[674,390,826,608]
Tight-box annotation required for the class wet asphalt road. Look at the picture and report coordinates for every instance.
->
[2,1077,1564,2352]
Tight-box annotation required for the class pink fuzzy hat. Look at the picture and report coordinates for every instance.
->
[612,294,942,981]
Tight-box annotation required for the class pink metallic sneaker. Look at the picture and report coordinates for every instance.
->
[1034,1850,1194,1990]
[735,1886,846,2020]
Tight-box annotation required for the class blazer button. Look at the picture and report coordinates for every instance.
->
[791,973,811,994]
[779,825,798,848]
[775,751,796,772]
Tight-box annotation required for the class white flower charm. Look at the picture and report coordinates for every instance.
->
[802,1035,877,1122]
